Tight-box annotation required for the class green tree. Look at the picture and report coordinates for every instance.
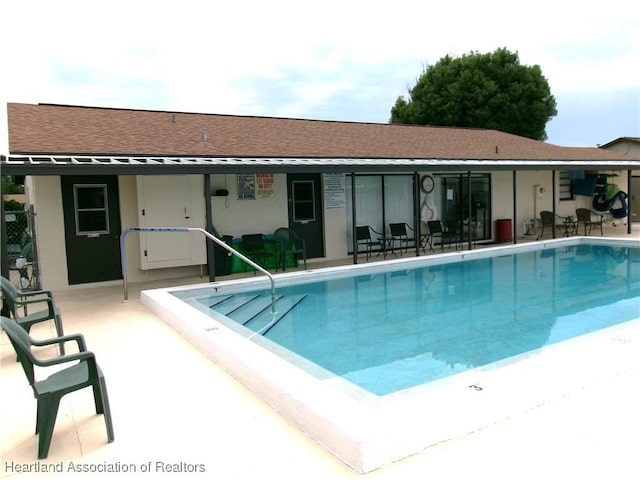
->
[390,48,557,140]
[2,176,25,194]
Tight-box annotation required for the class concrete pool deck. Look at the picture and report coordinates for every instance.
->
[2,229,640,478]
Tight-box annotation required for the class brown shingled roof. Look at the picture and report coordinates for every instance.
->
[7,103,634,163]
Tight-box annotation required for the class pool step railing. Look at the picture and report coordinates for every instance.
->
[209,293,308,335]
[121,227,277,313]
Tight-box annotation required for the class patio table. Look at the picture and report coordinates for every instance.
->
[377,236,398,258]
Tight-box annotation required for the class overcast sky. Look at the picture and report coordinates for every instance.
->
[1,0,638,154]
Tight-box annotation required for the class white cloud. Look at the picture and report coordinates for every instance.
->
[1,0,639,152]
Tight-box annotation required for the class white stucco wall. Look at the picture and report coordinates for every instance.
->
[24,169,632,290]
[29,176,68,290]
[209,173,350,262]
[208,174,289,238]
[323,206,349,260]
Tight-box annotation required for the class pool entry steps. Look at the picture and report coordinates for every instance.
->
[209,293,308,335]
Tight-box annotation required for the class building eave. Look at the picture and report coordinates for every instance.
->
[1,154,637,176]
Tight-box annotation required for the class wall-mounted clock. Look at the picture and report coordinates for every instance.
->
[420,175,434,193]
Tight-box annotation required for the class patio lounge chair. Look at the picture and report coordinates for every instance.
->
[1,316,114,459]
[1,276,65,355]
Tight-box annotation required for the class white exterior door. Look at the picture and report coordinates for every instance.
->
[136,175,206,269]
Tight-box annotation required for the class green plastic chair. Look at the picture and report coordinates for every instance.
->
[1,276,65,355]
[273,228,307,271]
[1,316,114,459]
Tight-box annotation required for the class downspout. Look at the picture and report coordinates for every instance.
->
[204,174,215,282]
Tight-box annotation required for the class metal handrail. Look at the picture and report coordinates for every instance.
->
[120,227,277,313]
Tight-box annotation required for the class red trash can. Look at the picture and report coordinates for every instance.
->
[496,219,512,242]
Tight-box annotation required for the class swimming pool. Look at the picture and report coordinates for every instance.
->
[142,237,640,472]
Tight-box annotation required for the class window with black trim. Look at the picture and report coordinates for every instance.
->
[74,184,109,235]
[292,180,316,222]
[559,171,573,201]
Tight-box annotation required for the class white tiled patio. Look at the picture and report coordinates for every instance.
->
[2,228,640,479]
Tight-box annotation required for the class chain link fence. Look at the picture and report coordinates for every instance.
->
[5,205,40,290]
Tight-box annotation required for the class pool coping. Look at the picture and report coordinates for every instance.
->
[141,237,640,473]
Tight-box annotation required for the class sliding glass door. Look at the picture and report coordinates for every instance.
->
[346,174,415,253]
[435,173,491,242]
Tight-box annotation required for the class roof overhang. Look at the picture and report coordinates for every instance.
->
[2,155,637,176]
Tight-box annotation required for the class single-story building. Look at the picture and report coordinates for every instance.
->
[1,102,638,291]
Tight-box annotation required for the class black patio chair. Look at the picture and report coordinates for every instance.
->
[241,234,275,272]
[539,211,574,239]
[426,221,459,251]
[575,208,604,236]
[389,223,414,255]
[355,226,383,260]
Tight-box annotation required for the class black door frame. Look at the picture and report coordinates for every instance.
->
[61,175,122,284]
[286,173,324,259]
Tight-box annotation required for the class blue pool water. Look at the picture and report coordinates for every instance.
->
[181,244,640,396]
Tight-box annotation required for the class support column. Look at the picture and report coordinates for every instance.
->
[414,172,420,256]
[351,173,358,264]
[552,170,557,238]
[468,171,474,249]
[628,169,633,235]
